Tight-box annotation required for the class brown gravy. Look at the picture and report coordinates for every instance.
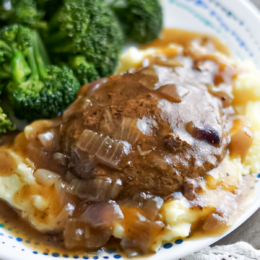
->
[0,28,256,257]
[0,150,17,176]
[141,28,231,56]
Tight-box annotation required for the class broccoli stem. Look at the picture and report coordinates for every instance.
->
[27,31,50,80]
[27,45,40,79]
[0,47,31,83]
[11,49,31,83]
[31,32,47,79]
[0,41,13,58]
[35,31,50,67]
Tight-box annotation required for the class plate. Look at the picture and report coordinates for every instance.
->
[1,0,260,259]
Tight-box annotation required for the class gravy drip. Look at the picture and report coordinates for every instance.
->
[141,28,231,56]
[0,150,17,176]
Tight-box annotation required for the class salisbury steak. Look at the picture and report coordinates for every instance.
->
[49,62,231,200]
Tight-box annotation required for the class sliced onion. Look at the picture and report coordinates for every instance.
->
[26,142,48,165]
[34,169,60,186]
[110,179,123,199]
[80,201,123,227]
[121,218,164,255]
[53,152,67,166]
[85,225,112,249]
[87,78,107,97]
[55,203,75,230]
[25,158,36,170]
[135,66,158,90]
[213,91,233,108]
[38,128,60,150]
[100,110,114,134]
[63,96,91,120]
[55,179,67,194]
[24,119,61,141]
[142,195,164,221]
[153,57,183,68]
[229,127,254,161]
[202,213,224,232]
[55,180,78,207]
[136,66,157,77]
[64,219,86,249]
[76,129,131,168]
[70,178,123,201]
[137,145,152,156]
[157,84,182,103]
[207,85,234,108]
[64,218,112,250]
[114,117,140,144]
[157,84,189,103]
[70,147,95,179]
[38,131,54,148]
[133,193,164,221]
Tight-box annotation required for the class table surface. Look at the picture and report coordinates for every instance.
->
[214,0,260,250]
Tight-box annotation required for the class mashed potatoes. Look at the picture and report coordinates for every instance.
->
[0,144,66,231]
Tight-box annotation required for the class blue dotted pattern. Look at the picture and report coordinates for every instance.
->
[0,226,189,259]
[163,243,173,249]
[175,239,184,244]
[170,0,260,65]
[209,0,260,52]
[172,0,254,57]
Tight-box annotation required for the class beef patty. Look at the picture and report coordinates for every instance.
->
[25,54,233,201]
[48,59,231,200]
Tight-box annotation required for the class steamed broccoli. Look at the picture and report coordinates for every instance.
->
[0,106,14,133]
[0,0,44,28]
[112,0,163,44]
[0,84,14,133]
[43,0,124,78]
[0,24,80,122]
[0,83,14,133]
[68,56,99,86]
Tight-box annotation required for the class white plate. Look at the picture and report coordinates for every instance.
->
[1,0,260,259]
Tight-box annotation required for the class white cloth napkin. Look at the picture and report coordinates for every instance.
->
[183,242,260,260]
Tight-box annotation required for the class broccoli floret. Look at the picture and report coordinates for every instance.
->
[0,25,80,122]
[0,85,14,133]
[68,56,99,85]
[10,66,80,121]
[0,106,14,133]
[0,0,44,28]
[0,25,32,88]
[112,0,163,44]
[43,0,124,78]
